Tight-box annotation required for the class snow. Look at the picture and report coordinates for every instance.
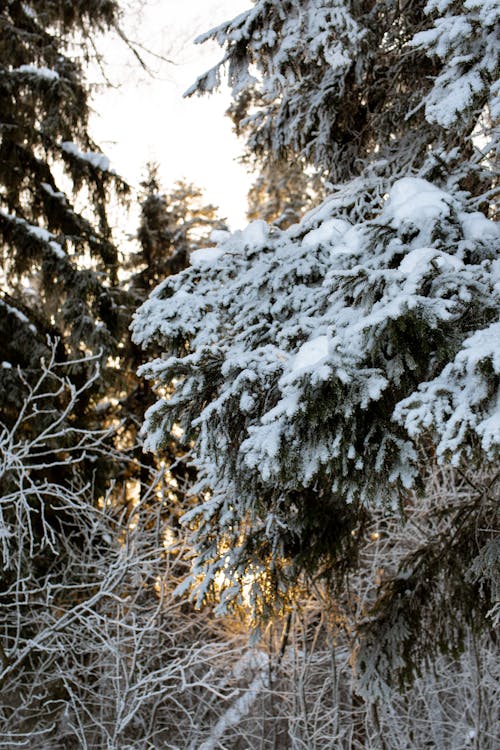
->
[14,65,59,81]
[41,183,67,202]
[61,141,111,172]
[238,219,269,247]
[239,392,256,412]
[210,229,231,243]
[337,225,364,254]
[190,247,225,267]
[20,223,66,257]
[0,209,66,258]
[467,0,500,26]
[398,247,463,275]
[26,225,66,257]
[425,70,484,128]
[291,335,329,372]
[20,2,36,18]
[49,241,66,259]
[26,225,52,243]
[412,16,472,59]
[458,211,500,241]
[384,178,451,225]
[411,1,499,128]
[302,218,350,248]
[395,320,500,462]
[2,301,37,334]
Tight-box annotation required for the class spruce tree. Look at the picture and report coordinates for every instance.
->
[0,8,234,740]
[131,165,227,292]
[0,0,138,515]
[187,0,497,210]
[134,0,500,687]
[123,167,227,510]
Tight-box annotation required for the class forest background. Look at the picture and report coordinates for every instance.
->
[0,1,498,749]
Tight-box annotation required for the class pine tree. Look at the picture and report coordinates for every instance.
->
[0,1,130,730]
[134,0,500,687]
[0,8,236,740]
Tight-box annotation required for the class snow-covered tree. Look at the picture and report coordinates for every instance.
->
[130,165,227,292]
[188,0,498,208]
[117,169,229,515]
[134,0,499,687]
[0,0,130,454]
[134,173,500,672]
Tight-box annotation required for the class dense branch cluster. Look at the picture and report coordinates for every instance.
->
[1,0,499,746]
[133,178,499,650]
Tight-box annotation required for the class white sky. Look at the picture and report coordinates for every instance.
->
[90,0,253,230]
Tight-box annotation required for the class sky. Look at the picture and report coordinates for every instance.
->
[90,0,253,230]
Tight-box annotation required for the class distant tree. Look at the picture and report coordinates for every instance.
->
[121,167,227,509]
[130,164,224,372]
[246,157,324,228]
[228,90,325,228]
[130,165,227,291]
